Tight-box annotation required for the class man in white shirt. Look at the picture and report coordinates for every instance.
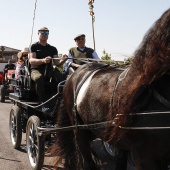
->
[63,34,99,74]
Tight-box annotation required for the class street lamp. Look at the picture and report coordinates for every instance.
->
[88,0,96,51]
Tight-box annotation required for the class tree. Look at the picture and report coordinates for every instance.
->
[101,49,111,60]
[101,49,113,64]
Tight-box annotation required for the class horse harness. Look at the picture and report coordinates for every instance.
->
[72,66,134,130]
[38,66,170,136]
[73,63,110,129]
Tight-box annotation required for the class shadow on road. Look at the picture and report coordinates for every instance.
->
[0,156,21,162]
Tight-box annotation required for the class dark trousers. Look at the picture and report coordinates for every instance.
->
[31,69,63,102]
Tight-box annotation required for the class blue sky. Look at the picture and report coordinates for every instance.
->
[0,0,169,60]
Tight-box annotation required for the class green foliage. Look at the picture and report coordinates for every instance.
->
[101,49,111,60]
[101,49,113,64]
[101,49,133,68]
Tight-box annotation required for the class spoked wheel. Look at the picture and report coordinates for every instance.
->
[26,116,44,170]
[0,85,5,102]
[9,105,22,149]
[102,141,119,159]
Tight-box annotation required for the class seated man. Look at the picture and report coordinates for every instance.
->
[29,27,67,114]
[63,34,99,77]
[3,59,16,81]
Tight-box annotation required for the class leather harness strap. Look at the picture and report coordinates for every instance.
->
[73,64,110,128]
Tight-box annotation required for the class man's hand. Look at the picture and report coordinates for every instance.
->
[61,54,68,61]
[43,56,51,64]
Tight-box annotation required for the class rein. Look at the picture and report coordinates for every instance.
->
[37,121,115,136]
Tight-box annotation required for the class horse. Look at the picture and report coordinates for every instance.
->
[49,8,170,170]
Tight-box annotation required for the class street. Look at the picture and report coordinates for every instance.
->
[0,100,136,170]
[0,100,57,170]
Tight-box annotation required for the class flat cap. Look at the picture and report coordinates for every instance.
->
[74,34,85,40]
[38,27,49,31]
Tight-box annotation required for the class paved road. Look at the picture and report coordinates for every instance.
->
[0,100,30,170]
[0,100,136,170]
[0,100,58,170]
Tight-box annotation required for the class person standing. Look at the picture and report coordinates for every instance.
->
[29,27,67,112]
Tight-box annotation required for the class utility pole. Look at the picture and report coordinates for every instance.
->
[88,0,96,51]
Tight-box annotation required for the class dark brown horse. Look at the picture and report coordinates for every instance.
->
[49,8,170,170]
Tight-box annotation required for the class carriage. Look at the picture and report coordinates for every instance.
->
[8,60,65,170]
[8,7,170,170]
[8,59,119,170]
[8,58,170,170]
[0,69,15,102]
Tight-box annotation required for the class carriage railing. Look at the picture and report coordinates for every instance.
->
[9,80,66,112]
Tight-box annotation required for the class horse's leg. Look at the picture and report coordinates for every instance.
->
[49,102,78,170]
[74,130,99,170]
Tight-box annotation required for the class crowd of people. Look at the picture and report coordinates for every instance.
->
[3,26,100,114]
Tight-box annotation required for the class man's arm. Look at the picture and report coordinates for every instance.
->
[67,52,80,68]
[29,52,51,65]
[92,51,100,59]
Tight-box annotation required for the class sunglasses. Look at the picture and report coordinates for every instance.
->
[39,31,49,35]
[22,54,28,57]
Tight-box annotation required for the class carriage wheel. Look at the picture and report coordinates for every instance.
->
[9,105,22,149]
[102,141,119,159]
[26,116,44,170]
[0,85,5,102]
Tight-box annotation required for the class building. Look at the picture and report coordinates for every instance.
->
[0,45,21,71]
[0,45,21,63]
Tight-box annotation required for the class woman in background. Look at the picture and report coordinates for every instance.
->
[15,48,29,80]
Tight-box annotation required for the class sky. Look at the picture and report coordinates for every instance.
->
[0,0,170,61]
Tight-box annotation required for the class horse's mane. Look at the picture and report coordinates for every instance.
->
[107,8,170,141]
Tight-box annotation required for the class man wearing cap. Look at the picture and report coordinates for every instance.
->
[29,26,67,113]
[63,34,99,75]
